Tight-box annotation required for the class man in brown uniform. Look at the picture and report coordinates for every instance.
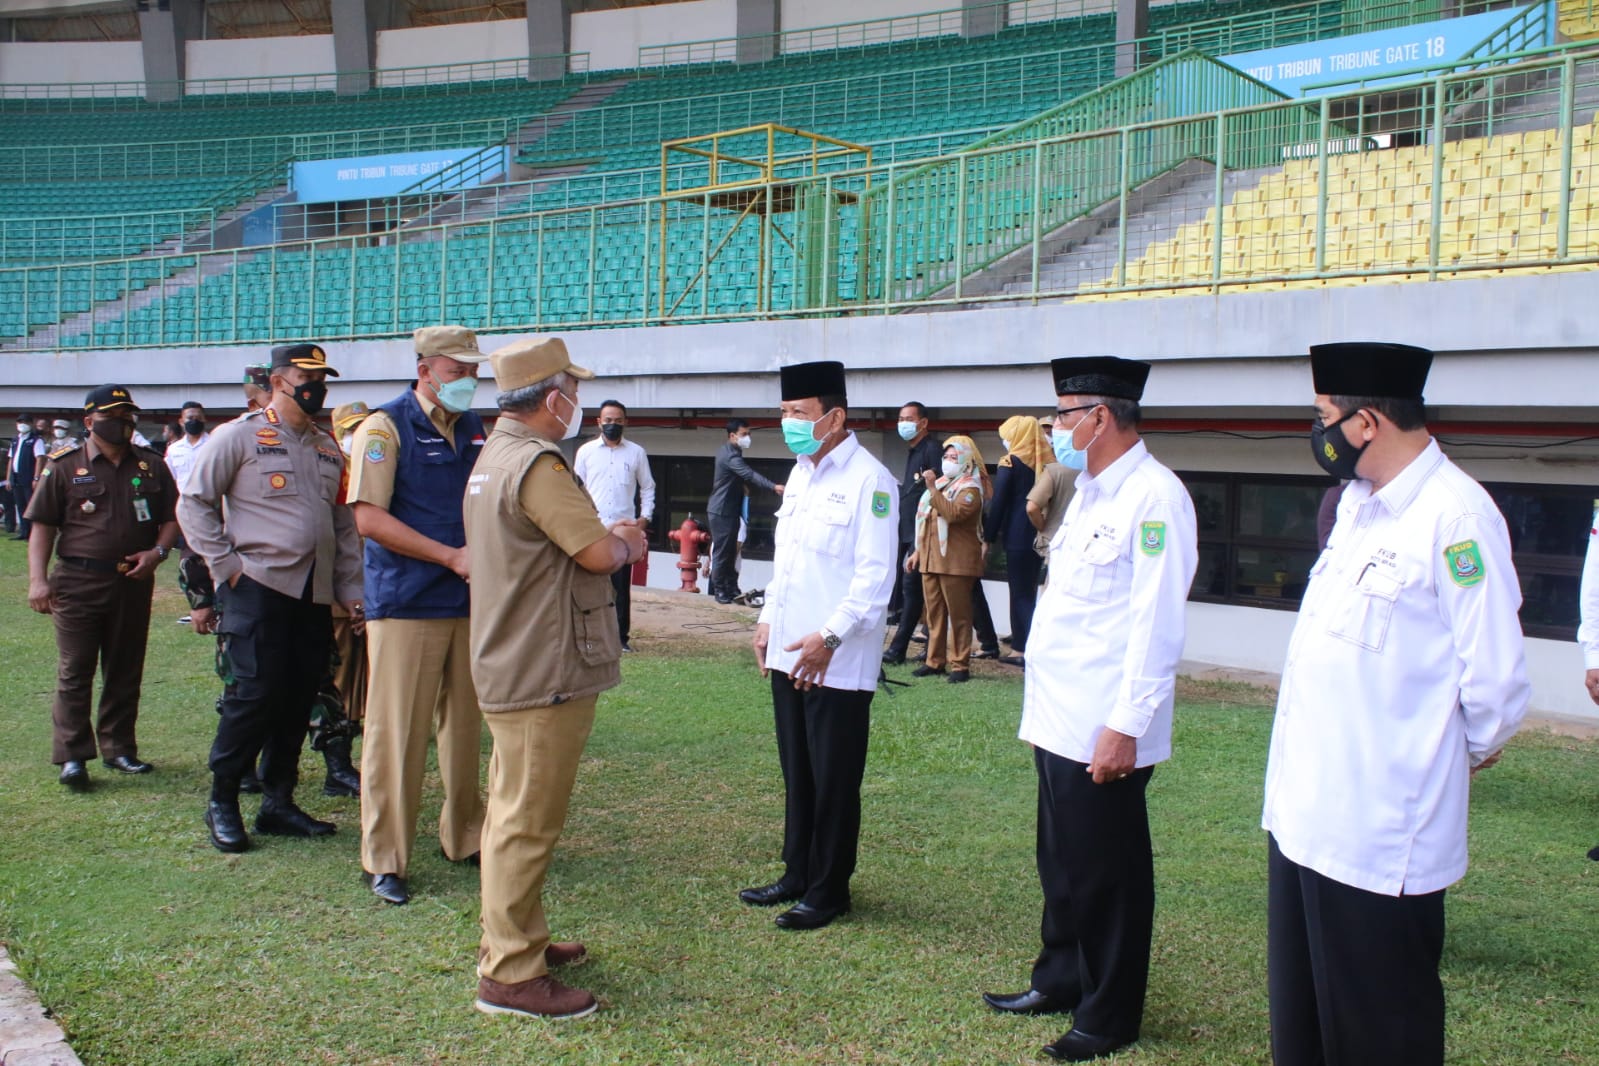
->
[25,384,179,791]
[179,343,365,854]
[464,336,647,1021]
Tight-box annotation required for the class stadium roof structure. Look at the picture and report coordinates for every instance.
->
[2,0,692,41]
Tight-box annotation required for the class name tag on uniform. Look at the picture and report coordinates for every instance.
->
[133,497,152,523]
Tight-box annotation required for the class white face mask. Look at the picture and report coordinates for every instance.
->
[549,390,582,441]
[16,423,29,435]
[1000,437,1011,453]
[941,458,962,479]
[736,434,752,450]
[52,428,68,439]
[339,435,353,457]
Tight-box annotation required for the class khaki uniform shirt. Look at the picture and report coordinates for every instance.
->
[915,483,985,577]
[1027,461,1076,546]
[345,391,458,511]
[26,437,177,561]
[177,406,363,606]
[464,419,619,712]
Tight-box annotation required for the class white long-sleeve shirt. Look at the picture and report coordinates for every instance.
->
[1263,440,1530,897]
[758,432,898,692]
[1580,502,1599,669]
[572,436,656,526]
[1020,440,1198,765]
[164,431,210,491]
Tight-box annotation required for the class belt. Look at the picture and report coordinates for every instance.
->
[58,555,127,574]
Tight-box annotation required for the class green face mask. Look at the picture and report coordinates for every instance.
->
[433,375,478,414]
[782,415,825,456]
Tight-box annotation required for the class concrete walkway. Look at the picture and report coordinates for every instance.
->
[0,947,81,1066]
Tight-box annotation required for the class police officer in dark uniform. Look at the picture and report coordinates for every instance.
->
[25,385,178,791]
[178,343,364,853]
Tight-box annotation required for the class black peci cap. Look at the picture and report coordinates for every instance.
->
[1310,342,1432,400]
[83,384,139,413]
[779,360,847,402]
[270,343,340,377]
[1050,356,1151,401]
[242,363,272,389]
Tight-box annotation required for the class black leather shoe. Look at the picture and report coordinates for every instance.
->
[982,989,1071,1016]
[911,664,945,678]
[948,670,971,684]
[205,801,250,853]
[365,872,410,905]
[973,647,1000,661]
[103,754,153,774]
[775,901,849,930]
[1588,843,1599,861]
[58,761,90,791]
[715,596,735,604]
[739,881,801,907]
[882,648,907,665]
[255,802,336,838]
[1042,1029,1132,1062]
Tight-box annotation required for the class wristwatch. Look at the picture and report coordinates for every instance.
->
[154,545,170,560]
[819,627,842,651]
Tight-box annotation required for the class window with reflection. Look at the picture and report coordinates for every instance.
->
[1484,482,1593,639]
[1178,473,1331,610]
[644,455,787,561]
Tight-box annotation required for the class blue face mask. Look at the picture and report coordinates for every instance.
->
[1051,408,1099,470]
[782,414,828,456]
[896,421,918,442]
[432,375,478,414]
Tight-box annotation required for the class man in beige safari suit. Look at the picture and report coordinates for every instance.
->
[463,336,647,1020]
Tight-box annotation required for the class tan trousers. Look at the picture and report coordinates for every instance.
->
[922,572,975,672]
[479,697,596,985]
[331,608,367,721]
[360,617,486,877]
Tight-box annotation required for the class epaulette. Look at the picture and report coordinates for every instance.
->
[47,441,83,461]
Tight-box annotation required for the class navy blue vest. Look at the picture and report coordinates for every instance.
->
[362,389,483,620]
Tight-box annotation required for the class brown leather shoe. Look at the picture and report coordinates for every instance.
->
[545,942,587,968]
[475,975,597,1020]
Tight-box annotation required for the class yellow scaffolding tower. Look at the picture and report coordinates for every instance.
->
[657,123,872,318]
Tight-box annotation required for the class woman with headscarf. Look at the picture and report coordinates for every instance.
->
[907,435,989,684]
[985,414,1054,666]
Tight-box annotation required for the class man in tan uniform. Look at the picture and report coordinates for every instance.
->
[464,336,647,1020]
[348,326,488,906]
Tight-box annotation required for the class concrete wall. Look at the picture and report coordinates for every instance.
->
[0,41,144,94]
[375,19,532,81]
[572,0,738,70]
[185,35,338,93]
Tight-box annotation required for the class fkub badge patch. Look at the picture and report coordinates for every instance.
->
[871,491,890,519]
[1139,521,1166,556]
[1444,540,1485,588]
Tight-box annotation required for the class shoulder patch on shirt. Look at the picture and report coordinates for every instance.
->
[552,462,566,473]
[1139,521,1166,556]
[1444,540,1485,588]
[365,439,387,464]
[365,427,392,441]
[47,443,80,460]
[871,491,890,518]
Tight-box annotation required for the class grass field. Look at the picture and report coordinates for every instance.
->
[1,536,1597,1065]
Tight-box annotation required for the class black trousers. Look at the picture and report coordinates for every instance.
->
[708,512,739,599]
[770,672,872,910]
[1005,548,1043,653]
[13,476,33,539]
[209,574,332,798]
[1267,835,1446,1066]
[1032,747,1155,1042]
[610,566,632,644]
[889,558,998,653]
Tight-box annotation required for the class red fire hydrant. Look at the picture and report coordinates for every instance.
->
[667,517,712,593]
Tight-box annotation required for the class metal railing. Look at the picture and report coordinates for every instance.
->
[0,54,594,108]
[4,47,1598,350]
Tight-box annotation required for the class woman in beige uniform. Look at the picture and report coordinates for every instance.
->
[908,435,988,684]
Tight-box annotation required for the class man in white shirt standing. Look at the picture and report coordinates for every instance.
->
[1583,502,1599,861]
[984,356,1197,1064]
[573,400,655,651]
[742,360,898,931]
[163,402,210,491]
[1264,341,1530,1066]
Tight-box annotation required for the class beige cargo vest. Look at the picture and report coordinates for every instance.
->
[463,418,621,712]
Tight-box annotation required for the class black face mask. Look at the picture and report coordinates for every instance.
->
[90,419,133,446]
[183,418,205,437]
[600,423,624,442]
[1310,410,1367,480]
[289,381,327,416]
